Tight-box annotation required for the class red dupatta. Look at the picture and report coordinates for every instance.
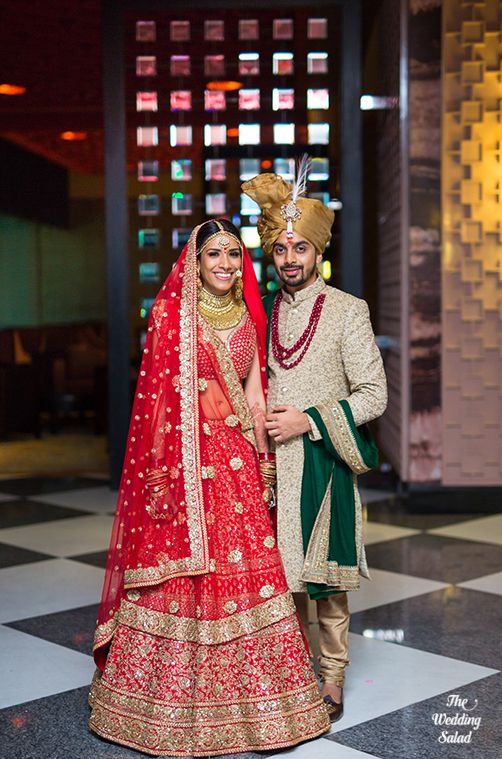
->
[93,222,267,670]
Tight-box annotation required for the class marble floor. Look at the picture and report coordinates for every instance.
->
[0,477,501,759]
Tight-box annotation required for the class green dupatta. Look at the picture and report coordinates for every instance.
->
[301,402,378,599]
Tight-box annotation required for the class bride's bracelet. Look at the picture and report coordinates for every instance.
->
[258,452,276,462]
[259,452,276,486]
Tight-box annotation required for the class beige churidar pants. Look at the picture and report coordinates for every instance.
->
[294,592,350,687]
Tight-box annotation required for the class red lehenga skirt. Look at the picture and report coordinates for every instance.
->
[89,417,330,755]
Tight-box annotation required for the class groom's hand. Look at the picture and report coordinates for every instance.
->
[265,405,311,444]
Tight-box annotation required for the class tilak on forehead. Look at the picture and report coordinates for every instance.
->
[241,155,335,256]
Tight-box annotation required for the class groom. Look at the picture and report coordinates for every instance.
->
[242,168,387,721]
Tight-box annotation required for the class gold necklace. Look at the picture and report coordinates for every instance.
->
[198,285,245,330]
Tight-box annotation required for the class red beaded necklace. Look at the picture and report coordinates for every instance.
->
[271,291,326,369]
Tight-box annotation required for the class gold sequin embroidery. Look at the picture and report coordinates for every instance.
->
[259,584,275,599]
[115,593,295,644]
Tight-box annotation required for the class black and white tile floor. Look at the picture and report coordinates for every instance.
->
[0,477,501,759]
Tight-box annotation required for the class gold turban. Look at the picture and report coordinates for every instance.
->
[241,172,335,256]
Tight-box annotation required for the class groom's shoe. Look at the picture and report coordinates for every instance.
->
[323,693,344,723]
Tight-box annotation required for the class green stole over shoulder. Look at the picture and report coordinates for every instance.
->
[263,292,379,600]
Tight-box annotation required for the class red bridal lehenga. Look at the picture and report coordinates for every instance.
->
[89,225,330,755]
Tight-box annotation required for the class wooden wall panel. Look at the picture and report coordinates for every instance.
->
[442,0,502,484]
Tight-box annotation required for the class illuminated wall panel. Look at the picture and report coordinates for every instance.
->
[128,7,341,345]
[442,0,502,485]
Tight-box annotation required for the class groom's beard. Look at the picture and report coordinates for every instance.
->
[278,260,317,289]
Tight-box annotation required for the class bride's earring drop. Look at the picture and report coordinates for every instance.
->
[234,270,243,302]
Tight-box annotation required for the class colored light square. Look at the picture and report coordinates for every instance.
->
[136,57,156,77]
[308,18,327,39]
[239,89,260,110]
[307,52,328,74]
[240,158,260,180]
[205,55,225,77]
[205,90,226,111]
[273,19,293,39]
[170,55,191,76]
[171,193,193,215]
[170,90,191,111]
[273,53,294,76]
[136,91,158,112]
[204,125,227,146]
[170,21,190,41]
[308,123,330,144]
[205,20,224,40]
[137,160,159,182]
[138,229,160,248]
[205,194,226,214]
[136,127,158,147]
[171,160,192,181]
[274,158,295,180]
[205,159,227,181]
[239,124,260,145]
[239,20,258,39]
[136,21,156,42]
[239,53,259,76]
[307,88,329,109]
[169,125,192,146]
[272,88,294,110]
[139,262,160,284]
[273,123,295,144]
[138,194,160,216]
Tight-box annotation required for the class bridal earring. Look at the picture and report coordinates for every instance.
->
[234,270,243,302]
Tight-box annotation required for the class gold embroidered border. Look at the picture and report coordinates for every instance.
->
[91,637,320,720]
[301,475,360,591]
[177,228,209,571]
[93,613,118,652]
[117,591,296,645]
[90,675,325,725]
[89,679,329,756]
[200,315,257,451]
[124,561,210,588]
[316,401,369,474]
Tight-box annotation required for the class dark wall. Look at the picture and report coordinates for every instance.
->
[362,0,403,474]
[0,139,69,228]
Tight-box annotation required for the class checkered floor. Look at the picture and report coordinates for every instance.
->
[0,477,501,759]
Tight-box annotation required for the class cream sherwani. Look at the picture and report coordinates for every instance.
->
[268,276,387,593]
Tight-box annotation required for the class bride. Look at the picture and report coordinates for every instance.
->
[89,218,329,755]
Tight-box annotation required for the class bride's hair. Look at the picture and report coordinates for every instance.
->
[196,218,242,252]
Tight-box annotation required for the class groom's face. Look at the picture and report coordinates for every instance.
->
[271,230,322,292]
